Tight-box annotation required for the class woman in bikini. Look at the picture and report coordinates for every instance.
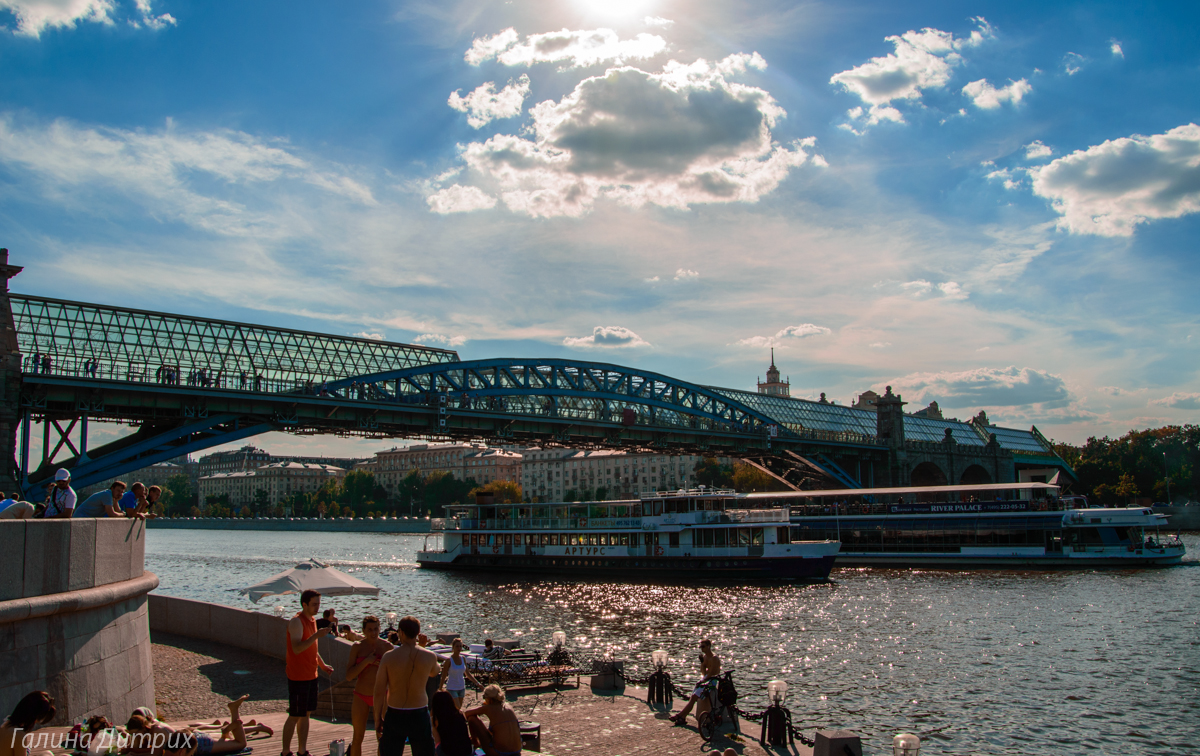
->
[159,695,251,756]
[345,616,392,756]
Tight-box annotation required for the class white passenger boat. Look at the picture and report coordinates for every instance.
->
[770,483,1187,568]
[417,488,840,580]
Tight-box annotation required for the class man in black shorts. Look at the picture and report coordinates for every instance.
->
[283,589,333,756]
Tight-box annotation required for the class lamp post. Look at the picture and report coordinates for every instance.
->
[761,680,794,747]
[1164,452,1171,504]
[648,649,672,706]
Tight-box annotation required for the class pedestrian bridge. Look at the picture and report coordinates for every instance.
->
[12,294,887,495]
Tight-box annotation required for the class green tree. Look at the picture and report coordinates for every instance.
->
[423,471,476,516]
[397,469,424,516]
[252,488,270,516]
[730,462,790,493]
[161,473,196,516]
[468,479,523,504]
[694,458,734,488]
[341,470,377,515]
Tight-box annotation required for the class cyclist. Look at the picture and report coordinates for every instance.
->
[670,639,721,726]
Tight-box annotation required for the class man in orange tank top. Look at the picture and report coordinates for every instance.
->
[282,589,334,756]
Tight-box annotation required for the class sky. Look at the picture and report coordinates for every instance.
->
[3,0,1198,460]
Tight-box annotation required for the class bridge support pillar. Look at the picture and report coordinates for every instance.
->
[0,249,24,496]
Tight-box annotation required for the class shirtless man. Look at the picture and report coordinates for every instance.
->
[463,685,522,756]
[670,639,721,726]
[373,616,441,756]
[346,616,392,756]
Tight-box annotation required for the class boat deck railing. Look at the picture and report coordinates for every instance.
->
[786,500,1068,517]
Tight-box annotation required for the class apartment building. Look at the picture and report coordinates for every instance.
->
[369,443,523,490]
[520,448,714,502]
[199,462,346,509]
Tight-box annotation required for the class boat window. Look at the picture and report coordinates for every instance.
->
[669,532,680,548]
[713,529,727,547]
[751,528,764,546]
[738,528,751,547]
[620,534,629,546]
[540,534,549,546]
[630,533,640,546]
[570,533,580,546]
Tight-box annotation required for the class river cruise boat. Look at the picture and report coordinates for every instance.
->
[417,488,840,579]
[754,482,1186,568]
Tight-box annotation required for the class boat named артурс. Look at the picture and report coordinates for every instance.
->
[417,488,838,580]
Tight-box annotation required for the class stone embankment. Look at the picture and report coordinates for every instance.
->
[147,517,431,533]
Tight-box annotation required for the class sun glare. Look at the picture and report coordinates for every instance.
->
[574,0,656,21]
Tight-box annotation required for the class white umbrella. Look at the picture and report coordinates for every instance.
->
[240,558,381,603]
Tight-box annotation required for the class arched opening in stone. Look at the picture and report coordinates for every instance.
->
[910,461,948,500]
[960,464,992,486]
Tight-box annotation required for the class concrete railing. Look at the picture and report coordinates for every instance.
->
[148,518,430,533]
[147,594,356,679]
[0,519,155,725]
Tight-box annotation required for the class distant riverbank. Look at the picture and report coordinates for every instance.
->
[147,517,431,533]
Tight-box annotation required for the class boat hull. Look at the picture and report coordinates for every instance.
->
[417,552,837,580]
[829,551,1185,568]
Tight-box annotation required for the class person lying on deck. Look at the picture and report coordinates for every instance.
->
[156,695,252,756]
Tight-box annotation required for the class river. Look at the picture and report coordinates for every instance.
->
[146,530,1200,755]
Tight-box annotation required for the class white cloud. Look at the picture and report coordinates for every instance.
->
[448,74,531,128]
[736,323,831,348]
[1110,39,1124,58]
[131,0,172,29]
[869,341,891,348]
[445,55,818,217]
[830,18,993,128]
[413,333,467,348]
[1063,52,1085,75]
[644,16,673,28]
[1025,140,1052,159]
[962,78,1031,109]
[0,0,174,36]
[644,275,660,283]
[1031,123,1200,236]
[563,325,649,348]
[986,167,1023,191]
[1150,392,1200,410]
[0,0,112,36]
[353,331,385,341]
[464,27,519,65]
[0,114,375,236]
[465,27,668,69]
[426,184,497,214]
[937,281,968,300]
[674,268,699,280]
[886,366,1070,408]
[901,279,932,295]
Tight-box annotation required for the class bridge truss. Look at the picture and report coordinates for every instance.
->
[12,295,885,497]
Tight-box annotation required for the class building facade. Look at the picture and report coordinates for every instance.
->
[520,448,717,502]
[756,348,790,397]
[199,462,346,510]
[369,443,523,491]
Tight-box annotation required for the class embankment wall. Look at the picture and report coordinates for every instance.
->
[147,518,430,534]
[0,519,157,725]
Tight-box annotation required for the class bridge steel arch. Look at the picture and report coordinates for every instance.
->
[17,357,842,497]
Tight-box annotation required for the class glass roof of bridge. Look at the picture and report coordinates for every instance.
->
[711,387,1055,452]
[981,425,1053,453]
[711,387,879,435]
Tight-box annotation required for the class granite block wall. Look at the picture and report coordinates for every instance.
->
[0,520,156,726]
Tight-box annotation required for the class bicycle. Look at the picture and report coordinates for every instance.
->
[696,670,740,743]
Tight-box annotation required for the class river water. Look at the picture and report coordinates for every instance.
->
[146,530,1200,755]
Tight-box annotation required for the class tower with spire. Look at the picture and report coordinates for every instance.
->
[756,348,791,397]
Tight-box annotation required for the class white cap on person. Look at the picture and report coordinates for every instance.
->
[55,468,71,481]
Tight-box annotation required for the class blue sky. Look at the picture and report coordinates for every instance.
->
[3,0,1198,458]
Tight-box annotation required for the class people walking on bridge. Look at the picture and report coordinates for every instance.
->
[43,469,77,518]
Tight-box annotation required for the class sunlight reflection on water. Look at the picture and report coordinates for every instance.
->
[147,530,1200,755]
